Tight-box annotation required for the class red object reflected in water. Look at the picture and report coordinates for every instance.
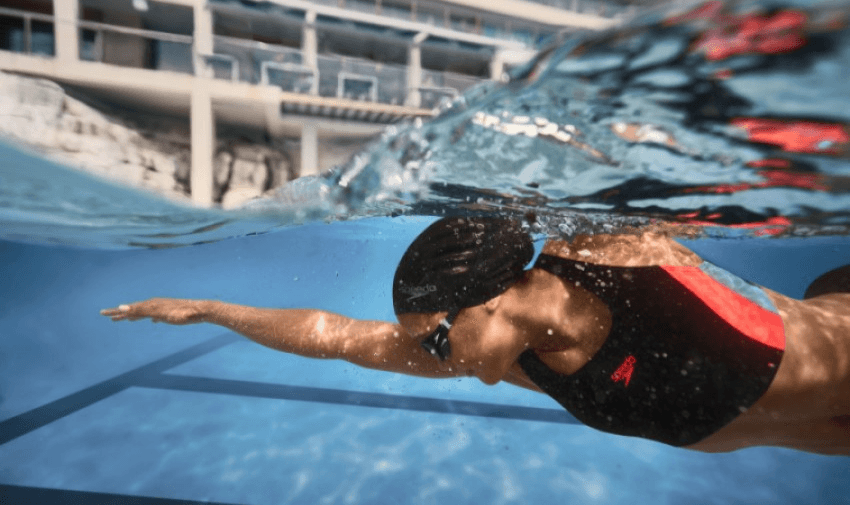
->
[697,10,807,60]
[732,118,850,156]
[666,2,809,60]
[673,214,792,236]
[685,166,829,194]
[744,158,791,169]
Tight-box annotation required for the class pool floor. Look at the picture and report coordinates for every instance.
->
[2,220,849,504]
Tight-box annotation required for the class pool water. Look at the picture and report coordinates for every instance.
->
[2,0,850,503]
[2,219,849,504]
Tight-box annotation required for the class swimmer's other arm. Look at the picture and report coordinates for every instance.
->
[100,298,455,378]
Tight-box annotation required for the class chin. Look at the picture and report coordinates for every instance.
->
[477,375,501,386]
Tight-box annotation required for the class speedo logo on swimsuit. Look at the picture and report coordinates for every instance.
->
[611,355,636,387]
[400,284,437,301]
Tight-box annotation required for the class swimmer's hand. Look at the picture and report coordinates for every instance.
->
[100,298,208,325]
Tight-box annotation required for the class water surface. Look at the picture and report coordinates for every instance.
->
[2,1,850,248]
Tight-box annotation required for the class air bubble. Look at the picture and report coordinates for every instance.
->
[558,223,575,235]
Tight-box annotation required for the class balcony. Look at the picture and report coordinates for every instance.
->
[0,4,482,115]
[78,19,194,75]
[209,35,482,111]
[297,0,560,47]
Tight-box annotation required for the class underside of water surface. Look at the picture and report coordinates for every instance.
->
[334,0,850,239]
[1,0,849,249]
[3,3,850,504]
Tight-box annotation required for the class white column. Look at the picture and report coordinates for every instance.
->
[406,32,427,108]
[300,122,319,177]
[193,0,214,77]
[189,0,215,206]
[302,10,318,94]
[190,84,215,205]
[53,0,79,64]
[490,48,505,83]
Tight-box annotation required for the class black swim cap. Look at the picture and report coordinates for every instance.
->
[393,217,535,314]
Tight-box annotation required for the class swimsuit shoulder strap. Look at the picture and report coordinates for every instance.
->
[532,253,615,292]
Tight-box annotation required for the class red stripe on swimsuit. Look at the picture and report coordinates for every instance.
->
[661,266,785,351]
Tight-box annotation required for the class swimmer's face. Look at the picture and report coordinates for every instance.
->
[397,308,507,385]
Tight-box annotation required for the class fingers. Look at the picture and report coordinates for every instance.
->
[100,303,137,322]
[100,298,192,325]
[100,305,129,315]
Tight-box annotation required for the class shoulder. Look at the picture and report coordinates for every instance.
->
[540,231,703,267]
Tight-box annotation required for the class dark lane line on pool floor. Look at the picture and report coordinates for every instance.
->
[0,484,246,505]
[0,331,579,447]
[0,333,241,445]
[137,373,579,425]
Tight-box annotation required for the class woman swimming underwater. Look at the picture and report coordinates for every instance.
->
[101,217,850,455]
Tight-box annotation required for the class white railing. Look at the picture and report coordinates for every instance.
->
[77,19,193,74]
[318,53,411,105]
[211,36,481,107]
[283,0,555,45]
[0,6,55,56]
[0,6,483,110]
[260,61,314,93]
[203,53,239,81]
[212,35,304,86]
[337,72,378,102]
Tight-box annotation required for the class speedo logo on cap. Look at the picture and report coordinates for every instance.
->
[400,284,437,301]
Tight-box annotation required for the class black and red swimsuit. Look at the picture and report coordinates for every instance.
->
[518,254,785,447]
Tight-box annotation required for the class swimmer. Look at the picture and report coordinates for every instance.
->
[101,217,850,455]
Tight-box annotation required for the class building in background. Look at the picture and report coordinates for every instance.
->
[0,0,619,206]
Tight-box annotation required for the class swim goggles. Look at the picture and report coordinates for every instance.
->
[420,309,459,361]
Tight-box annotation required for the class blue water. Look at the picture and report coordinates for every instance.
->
[2,0,850,503]
[2,219,849,504]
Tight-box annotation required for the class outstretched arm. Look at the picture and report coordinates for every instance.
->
[101,298,460,378]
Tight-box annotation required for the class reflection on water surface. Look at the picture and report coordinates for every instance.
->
[2,1,850,248]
